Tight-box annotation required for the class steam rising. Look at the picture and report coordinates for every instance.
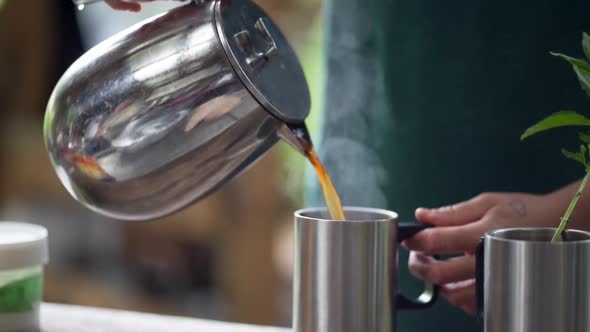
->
[306,33,392,209]
[321,138,388,208]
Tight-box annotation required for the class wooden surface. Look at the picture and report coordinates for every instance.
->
[41,303,291,332]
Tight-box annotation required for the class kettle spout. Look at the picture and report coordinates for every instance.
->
[278,123,312,156]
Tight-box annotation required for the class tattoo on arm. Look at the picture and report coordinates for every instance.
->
[509,199,527,217]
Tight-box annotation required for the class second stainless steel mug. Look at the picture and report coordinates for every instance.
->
[293,207,438,332]
[476,228,590,332]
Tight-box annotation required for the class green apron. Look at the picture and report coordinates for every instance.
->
[309,0,590,331]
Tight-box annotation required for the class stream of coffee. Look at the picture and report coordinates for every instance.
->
[306,147,347,220]
[288,124,347,221]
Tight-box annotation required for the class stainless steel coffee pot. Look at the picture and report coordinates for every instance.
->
[44,0,311,220]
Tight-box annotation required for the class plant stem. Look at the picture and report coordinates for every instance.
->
[552,168,590,242]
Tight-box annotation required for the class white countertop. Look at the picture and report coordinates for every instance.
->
[41,303,291,332]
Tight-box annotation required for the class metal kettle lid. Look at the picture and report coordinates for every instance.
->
[214,0,310,123]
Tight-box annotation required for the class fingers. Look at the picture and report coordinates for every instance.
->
[403,220,487,254]
[105,0,141,11]
[408,252,475,285]
[416,193,499,226]
[408,252,478,315]
[441,279,477,316]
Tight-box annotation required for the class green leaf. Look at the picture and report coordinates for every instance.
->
[551,52,590,97]
[579,131,590,143]
[551,52,590,68]
[583,33,590,62]
[521,111,590,140]
[562,148,586,166]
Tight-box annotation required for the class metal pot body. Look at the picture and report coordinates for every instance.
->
[44,2,283,220]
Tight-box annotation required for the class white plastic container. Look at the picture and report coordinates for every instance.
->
[0,222,49,332]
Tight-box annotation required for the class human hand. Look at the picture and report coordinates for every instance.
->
[105,0,184,12]
[403,192,563,315]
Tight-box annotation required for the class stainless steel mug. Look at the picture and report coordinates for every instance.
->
[293,207,438,332]
[45,0,310,221]
[476,228,590,332]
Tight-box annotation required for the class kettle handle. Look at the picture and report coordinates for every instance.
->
[71,0,208,5]
[71,0,102,4]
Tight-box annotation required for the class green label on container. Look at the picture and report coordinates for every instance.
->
[0,274,42,313]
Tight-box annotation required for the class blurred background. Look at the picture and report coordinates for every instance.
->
[0,0,322,326]
[6,1,590,331]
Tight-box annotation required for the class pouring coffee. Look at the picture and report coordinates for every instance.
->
[44,0,328,220]
[45,3,437,330]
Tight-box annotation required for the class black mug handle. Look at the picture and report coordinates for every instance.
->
[476,237,485,320]
[396,221,439,309]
